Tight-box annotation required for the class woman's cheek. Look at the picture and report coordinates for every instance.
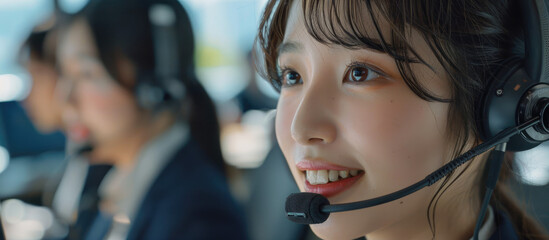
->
[275,93,299,144]
[77,83,135,140]
[275,94,303,183]
[340,95,448,183]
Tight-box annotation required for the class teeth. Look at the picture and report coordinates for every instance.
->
[329,170,339,182]
[316,170,329,184]
[350,170,358,176]
[306,170,360,185]
[306,170,317,184]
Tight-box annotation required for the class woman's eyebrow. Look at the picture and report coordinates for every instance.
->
[277,39,427,69]
[278,41,303,56]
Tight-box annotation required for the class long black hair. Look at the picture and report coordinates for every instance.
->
[59,0,225,174]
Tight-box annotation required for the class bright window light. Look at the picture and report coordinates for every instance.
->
[514,141,549,186]
[0,146,9,174]
[0,0,40,8]
[0,74,31,102]
[57,0,89,14]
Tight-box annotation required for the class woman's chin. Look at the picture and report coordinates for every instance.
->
[309,222,365,240]
[307,201,395,240]
[308,211,371,240]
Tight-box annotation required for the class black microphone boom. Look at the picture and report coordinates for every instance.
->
[286,116,541,224]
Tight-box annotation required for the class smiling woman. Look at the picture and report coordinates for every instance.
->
[257,0,549,239]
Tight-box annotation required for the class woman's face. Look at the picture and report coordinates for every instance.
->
[23,58,63,133]
[276,2,456,239]
[57,19,142,158]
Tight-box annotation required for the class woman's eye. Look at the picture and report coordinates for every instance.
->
[281,70,302,87]
[345,66,380,83]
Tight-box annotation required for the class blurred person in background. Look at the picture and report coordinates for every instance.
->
[19,19,63,134]
[18,15,113,240]
[55,0,248,239]
[234,51,277,114]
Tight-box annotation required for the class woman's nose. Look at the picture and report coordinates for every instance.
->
[55,77,76,106]
[290,84,337,145]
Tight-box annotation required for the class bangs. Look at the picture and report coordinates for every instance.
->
[301,0,447,103]
[301,0,420,63]
[257,0,445,102]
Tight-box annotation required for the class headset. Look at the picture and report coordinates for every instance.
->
[136,2,188,111]
[480,0,549,151]
[285,0,549,239]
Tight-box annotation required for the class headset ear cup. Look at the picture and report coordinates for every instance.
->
[539,98,549,133]
[479,58,543,151]
[144,3,188,112]
[136,77,167,110]
[517,84,549,142]
[161,77,187,102]
[478,58,523,141]
[136,74,188,112]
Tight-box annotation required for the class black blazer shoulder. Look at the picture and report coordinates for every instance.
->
[127,139,248,240]
[489,209,519,240]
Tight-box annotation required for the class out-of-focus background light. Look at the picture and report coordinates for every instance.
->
[221,110,275,168]
[57,0,88,14]
[0,146,9,174]
[515,141,549,186]
[0,74,31,102]
[185,0,276,102]
[1,199,65,240]
[1,0,277,104]
[0,0,52,103]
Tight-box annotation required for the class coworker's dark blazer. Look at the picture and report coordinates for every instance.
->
[490,209,518,240]
[87,138,248,240]
[68,164,113,240]
[129,138,248,240]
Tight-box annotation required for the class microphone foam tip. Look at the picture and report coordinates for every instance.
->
[285,193,330,224]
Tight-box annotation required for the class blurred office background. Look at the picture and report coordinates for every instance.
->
[0,0,547,239]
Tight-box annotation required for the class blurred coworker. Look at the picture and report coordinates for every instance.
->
[19,22,113,239]
[19,27,63,133]
[56,0,248,239]
[234,51,277,113]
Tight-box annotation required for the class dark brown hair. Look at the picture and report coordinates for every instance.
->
[19,29,57,67]
[256,0,548,238]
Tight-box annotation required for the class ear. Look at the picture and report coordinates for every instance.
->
[114,54,137,89]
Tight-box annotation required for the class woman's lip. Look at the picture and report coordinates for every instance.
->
[304,172,364,198]
[296,159,360,171]
[67,124,90,142]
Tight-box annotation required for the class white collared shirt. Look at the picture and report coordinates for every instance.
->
[469,206,496,240]
[98,123,189,240]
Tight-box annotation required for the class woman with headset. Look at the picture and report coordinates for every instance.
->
[55,0,248,239]
[19,22,113,239]
[257,0,549,239]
